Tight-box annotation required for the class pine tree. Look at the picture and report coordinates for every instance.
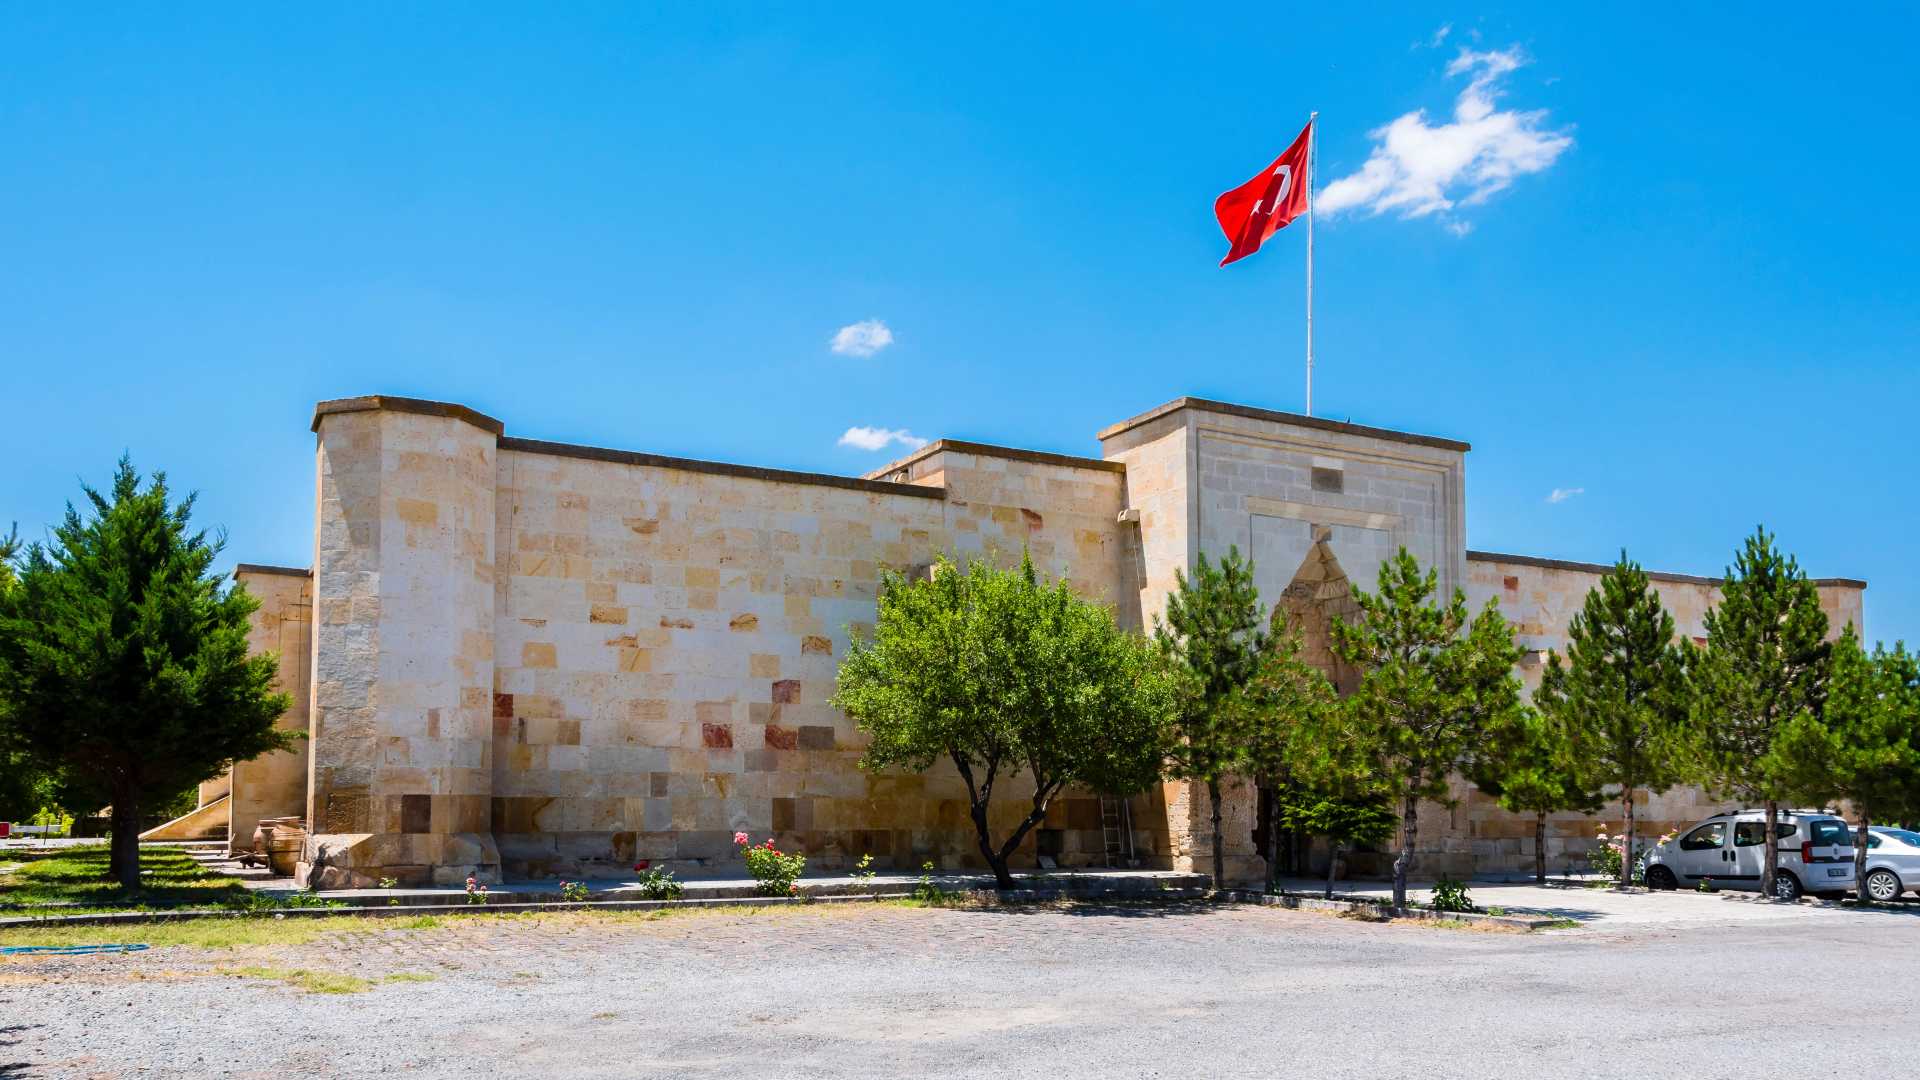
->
[0,459,294,888]
[1768,626,1920,903]
[1532,553,1694,887]
[1331,548,1526,908]
[1469,707,1604,884]
[1154,546,1266,890]
[1235,605,1338,892]
[1692,527,1831,900]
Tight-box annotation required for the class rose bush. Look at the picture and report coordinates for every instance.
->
[735,832,805,897]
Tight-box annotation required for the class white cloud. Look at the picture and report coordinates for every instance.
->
[829,319,895,357]
[838,425,928,453]
[1317,46,1572,230]
[1546,487,1585,504]
[1427,23,1452,48]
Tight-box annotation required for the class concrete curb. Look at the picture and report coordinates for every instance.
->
[1223,889,1569,931]
[0,879,1213,930]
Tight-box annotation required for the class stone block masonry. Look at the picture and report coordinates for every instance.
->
[242,393,1866,888]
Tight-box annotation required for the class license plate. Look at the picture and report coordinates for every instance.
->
[1827,867,1850,877]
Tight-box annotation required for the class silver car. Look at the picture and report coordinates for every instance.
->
[1644,810,1857,899]
[1863,827,1920,902]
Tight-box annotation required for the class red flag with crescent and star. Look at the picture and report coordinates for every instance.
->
[1214,118,1313,267]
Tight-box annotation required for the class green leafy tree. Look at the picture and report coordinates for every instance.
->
[1235,605,1338,892]
[1769,626,1920,902]
[0,459,294,888]
[1531,554,1694,886]
[1154,546,1266,889]
[1331,548,1526,908]
[1691,527,1831,899]
[833,553,1177,890]
[1281,786,1398,900]
[1469,707,1604,884]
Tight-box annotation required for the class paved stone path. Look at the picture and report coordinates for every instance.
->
[4,898,1916,1078]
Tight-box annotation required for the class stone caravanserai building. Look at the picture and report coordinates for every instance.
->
[163,394,1866,887]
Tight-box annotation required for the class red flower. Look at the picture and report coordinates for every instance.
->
[634,860,650,871]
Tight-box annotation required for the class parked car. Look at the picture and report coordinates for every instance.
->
[1862,826,1920,902]
[1644,810,1856,900]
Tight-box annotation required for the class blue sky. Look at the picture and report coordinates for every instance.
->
[3,6,1914,644]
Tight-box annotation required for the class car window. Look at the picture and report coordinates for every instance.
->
[1868,834,1882,849]
[1890,830,1920,847]
[1681,822,1727,851]
[1808,820,1853,848]
[1732,822,1796,846]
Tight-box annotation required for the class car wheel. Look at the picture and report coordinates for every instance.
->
[1771,871,1803,901]
[1865,869,1902,903]
[1645,865,1677,891]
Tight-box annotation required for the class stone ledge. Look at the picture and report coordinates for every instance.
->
[501,436,948,500]
[311,395,506,435]
[1469,549,1868,590]
[1096,397,1472,453]
[1223,889,1566,931]
[0,871,1212,929]
[864,438,1128,480]
[232,563,311,579]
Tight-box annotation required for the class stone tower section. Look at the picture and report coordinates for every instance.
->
[1100,397,1471,885]
[305,396,503,886]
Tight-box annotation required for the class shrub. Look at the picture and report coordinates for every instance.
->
[465,876,488,905]
[911,861,957,905]
[849,854,876,882]
[734,832,805,898]
[1429,875,1476,913]
[558,880,590,903]
[634,867,683,900]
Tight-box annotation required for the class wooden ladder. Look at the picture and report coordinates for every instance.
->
[1099,795,1136,868]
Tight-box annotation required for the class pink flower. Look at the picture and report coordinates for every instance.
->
[789,884,798,895]
[763,839,775,850]
[733,831,750,846]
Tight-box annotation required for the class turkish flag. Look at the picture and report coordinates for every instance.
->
[1214,119,1313,267]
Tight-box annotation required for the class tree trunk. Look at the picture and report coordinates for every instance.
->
[1622,787,1636,889]
[1762,800,1779,899]
[1534,811,1547,886]
[1856,805,1872,906]
[109,794,141,891]
[1392,792,1418,909]
[1325,841,1340,900]
[1264,788,1282,895]
[969,799,1016,890]
[1207,779,1225,892]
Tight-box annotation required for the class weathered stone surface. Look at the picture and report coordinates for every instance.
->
[223,395,1865,886]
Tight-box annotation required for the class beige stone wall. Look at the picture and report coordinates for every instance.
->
[483,429,1155,879]
[305,400,501,885]
[1099,399,1472,884]
[227,566,312,853]
[250,394,1873,888]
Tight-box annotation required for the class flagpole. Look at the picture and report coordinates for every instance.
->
[1305,111,1317,417]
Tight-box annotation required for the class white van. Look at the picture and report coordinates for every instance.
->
[1643,810,1856,900]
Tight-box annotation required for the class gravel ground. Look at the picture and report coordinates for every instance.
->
[3,900,1914,1079]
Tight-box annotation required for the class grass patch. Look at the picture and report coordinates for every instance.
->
[380,972,436,984]
[1538,918,1582,930]
[221,966,374,994]
[0,845,251,915]
[0,913,451,950]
